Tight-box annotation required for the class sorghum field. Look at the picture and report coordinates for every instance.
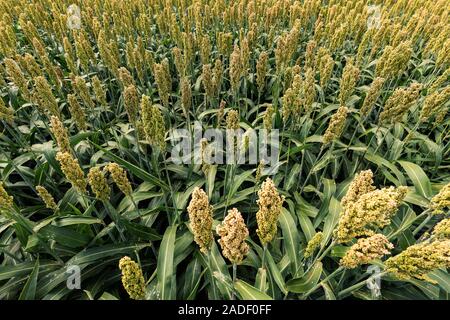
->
[0,0,449,301]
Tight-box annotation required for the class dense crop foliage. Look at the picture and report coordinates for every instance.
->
[0,0,449,300]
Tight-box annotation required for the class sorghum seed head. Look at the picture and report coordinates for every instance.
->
[67,94,87,131]
[0,97,14,123]
[187,187,214,254]
[226,110,240,130]
[33,76,59,117]
[119,256,146,300]
[105,163,132,196]
[379,82,422,125]
[140,95,166,150]
[88,167,111,201]
[216,208,250,264]
[323,106,348,145]
[55,152,86,192]
[340,234,393,269]
[180,77,191,118]
[36,186,57,211]
[385,239,450,283]
[336,186,408,243]
[123,85,139,124]
[256,51,269,94]
[430,183,450,215]
[341,170,376,210]
[433,218,450,239]
[304,232,323,259]
[0,182,13,209]
[338,59,360,104]
[50,116,71,153]
[360,77,385,118]
[256,178,285,245]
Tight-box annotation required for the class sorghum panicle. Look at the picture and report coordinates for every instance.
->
[105,163,133,196]
[336,186,408,243]
[140,95,166,150]
[433,218,450,239]
[88,167,111,202]
[430,183,450,215]
[119,256,146,300]
[67,94,87,131]
[55,152,86,192]
[304,232,323,259]
[256,178,285,245]
[385,239,450,283]
[0,182,13,209]
[36,185,57,211]
[187,187,214,254]
[50,116,71,153]
[216,208,250,264]
[341,169,376,210]
[123,85,139,125]
[360,77,385,118]
[323,105,348,145]
[340,234,393,269]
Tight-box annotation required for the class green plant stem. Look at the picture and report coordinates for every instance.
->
[412,210,433,236]
[261,244,267,269]
[299,145,325,195]
[337,271,388,299]
[302,266,344,299]
[232,263,237,300]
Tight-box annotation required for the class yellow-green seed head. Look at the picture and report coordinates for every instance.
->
[226,110,240,130]
[323,106,348,145]
[341,170,376,210]
[0,97,14,123]
[360,77,385,118]
[385,239,450,283]
[379,82,422,125]
[338,59,360,105]
[92,75,107,106]
[55,152,86,192]
[123,85,139,125]
[33,76,59,117]
[430,183,450,215]
[256,178,285,245]
[105,163,132,196]
[88,167,111,201]
[340,234,393,269]
[187,187,214,254]
[304,232,323,259]
[433,218,450,239]
[119,256,146,300]
[256,51,269,94]
[180,77,191,118]
[4,58,30,100]
[0,182,13,209]
[140,95,166,150]
[67,94,87,131]
[50,116,71,153]
[36,186,57,211]
[216,208,249,264]
[336,186,408,243]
